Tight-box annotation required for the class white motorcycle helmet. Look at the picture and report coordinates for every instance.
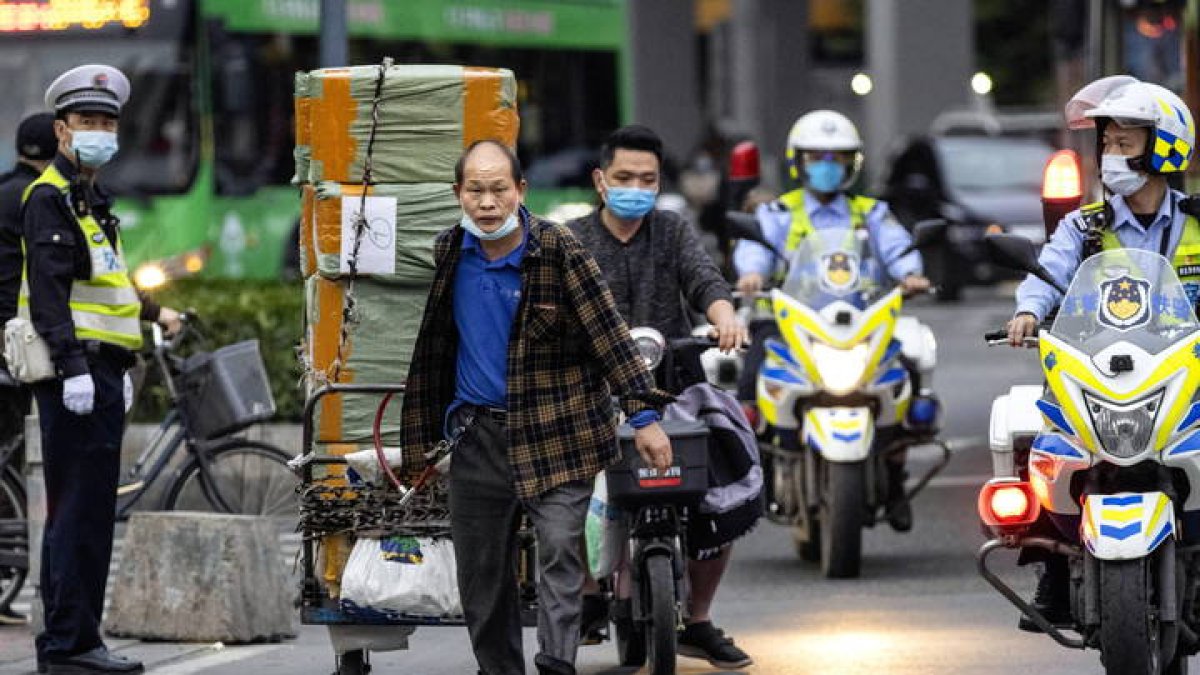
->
[1066,75,1195,174]
[785,110,864,191]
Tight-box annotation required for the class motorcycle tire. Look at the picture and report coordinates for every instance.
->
[644,554,677,675]
[1099,558,1160,675]
[821,461,865,579]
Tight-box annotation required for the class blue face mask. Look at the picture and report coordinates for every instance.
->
[603,179,658,220]
[460,211,521,241]
[70,130,119,168]
[805,159,845,194]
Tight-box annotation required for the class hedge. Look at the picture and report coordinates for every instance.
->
[133,279,305,422]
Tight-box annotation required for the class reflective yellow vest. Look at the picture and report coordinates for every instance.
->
[1094,200,1200,288]
[778,189,877,252]
[18,165,143,351]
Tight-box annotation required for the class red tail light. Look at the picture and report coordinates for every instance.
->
[1042,149,1082,200]
[978,478,1040,529]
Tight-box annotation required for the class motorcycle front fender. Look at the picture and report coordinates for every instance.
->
[803,406,874,463]
[1081,491,1176,561]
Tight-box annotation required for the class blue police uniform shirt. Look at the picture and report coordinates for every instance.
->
[452,220,527,413]
[732,190,923,283]
[1016,189,1190,321]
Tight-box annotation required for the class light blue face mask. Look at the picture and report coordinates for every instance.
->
[805,159,846,194]
[70,130,119,168]
[603,179,658,220]
[460,211,520,241]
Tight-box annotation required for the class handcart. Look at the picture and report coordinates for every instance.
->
[298,383,538,674]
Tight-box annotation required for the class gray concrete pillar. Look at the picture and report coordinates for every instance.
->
[627,0,704,167]
[727,0,810,190]
[866,0,974,186]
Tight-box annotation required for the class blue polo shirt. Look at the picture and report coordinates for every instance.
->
[451,225,526,414]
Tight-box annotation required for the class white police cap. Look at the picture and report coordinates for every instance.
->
[44,65,130,117]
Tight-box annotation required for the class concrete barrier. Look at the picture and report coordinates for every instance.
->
[105,511,297,643]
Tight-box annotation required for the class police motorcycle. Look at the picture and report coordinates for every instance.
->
[593,330,720,675]
[982,234,1200,674]
[729,215,949,578]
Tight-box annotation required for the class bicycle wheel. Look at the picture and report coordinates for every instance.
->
[0,466,28,611]
[163,439,298,526]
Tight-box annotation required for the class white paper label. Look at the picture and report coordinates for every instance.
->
[340,196,397,275]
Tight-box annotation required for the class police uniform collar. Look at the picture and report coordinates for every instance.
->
[1109,190,1176,232]
[804,189,849,217]
[52,152,79,182]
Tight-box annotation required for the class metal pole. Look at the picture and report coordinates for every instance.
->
[24,405,44,633]
[319,0,348,68]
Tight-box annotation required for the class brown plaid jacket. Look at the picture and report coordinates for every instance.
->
[400,214,673,499]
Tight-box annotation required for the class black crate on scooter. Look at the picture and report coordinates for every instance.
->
[607,418,709,507]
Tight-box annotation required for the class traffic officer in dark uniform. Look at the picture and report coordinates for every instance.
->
[23,65,179,674]
[0,111,56,627]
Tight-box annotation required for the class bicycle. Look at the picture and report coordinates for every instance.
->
[0,313,299,613]
[114,313,297,522]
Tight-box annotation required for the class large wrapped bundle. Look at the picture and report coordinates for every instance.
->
[304,276,427,445]
[301,181,457,285]
[295,64,519,184]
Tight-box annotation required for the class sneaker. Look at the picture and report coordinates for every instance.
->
[0,606,27,626]
[1018,560,1071,633]
[678,621,753,669]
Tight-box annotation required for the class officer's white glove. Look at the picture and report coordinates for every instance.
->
[123,372,133,413]
[63,373,95,416]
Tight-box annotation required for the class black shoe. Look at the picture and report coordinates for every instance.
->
[46,647,144,674]
[0,605,27,626]
[579,594,608,645]
[1018,561,1071,633]
[885,464,913,532]
[677,621,753,669]
[533,653,576,675]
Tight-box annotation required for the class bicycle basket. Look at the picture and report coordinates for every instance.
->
[179,340,276,440]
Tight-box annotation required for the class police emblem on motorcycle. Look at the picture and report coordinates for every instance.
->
[1098,275,1151,330]
[820,252,859,293]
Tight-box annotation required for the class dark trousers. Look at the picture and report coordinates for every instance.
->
[737,320,781,402]
[448,409,591,675]
[32,358,124,660]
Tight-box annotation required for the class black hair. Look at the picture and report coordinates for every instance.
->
[600,125,664,168]
[454,139,523,184]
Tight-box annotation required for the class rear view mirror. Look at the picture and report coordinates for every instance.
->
[894,219,947,259]
[986,233,1067,294]
[724,211,787,265]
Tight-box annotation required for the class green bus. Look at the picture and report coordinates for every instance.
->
[0,0,628,281]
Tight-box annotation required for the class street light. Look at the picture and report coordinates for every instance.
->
[971,71,994,96]
[851,73,873,96]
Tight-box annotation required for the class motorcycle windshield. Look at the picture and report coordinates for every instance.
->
[779,228,887,311]
[1050,249,1200,356]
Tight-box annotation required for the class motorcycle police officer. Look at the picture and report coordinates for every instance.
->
[23,65,178,674]
[1005,75,1198,632]
[732,110,938,531]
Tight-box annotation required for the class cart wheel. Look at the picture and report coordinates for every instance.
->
[336,650,371,675]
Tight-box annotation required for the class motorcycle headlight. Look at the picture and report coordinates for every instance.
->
[1084,390,1163,460]
[811,342,871,395]
[629,327,666,370]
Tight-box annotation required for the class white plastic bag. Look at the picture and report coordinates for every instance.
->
[585,473,626,579]
[340,536,462,620]
[344,447,405,485]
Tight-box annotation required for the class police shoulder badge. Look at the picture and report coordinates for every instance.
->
[1098,275,1151,330]
[820,251,860,293]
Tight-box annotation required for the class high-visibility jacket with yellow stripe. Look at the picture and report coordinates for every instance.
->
[18,165,142,351]
[1094,201,1200,289]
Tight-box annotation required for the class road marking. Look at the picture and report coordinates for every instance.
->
[153,644,286,674]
